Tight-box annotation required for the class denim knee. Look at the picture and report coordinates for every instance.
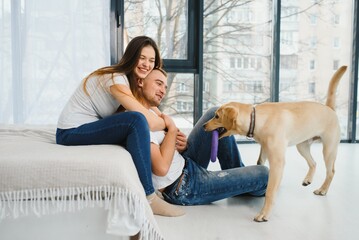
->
[201,106,219,122]
[207,106,219,116]
[125,111,149,131]
[257,165,269,180]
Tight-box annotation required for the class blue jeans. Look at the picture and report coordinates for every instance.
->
[56,111,154,195]
[162,107,269,205]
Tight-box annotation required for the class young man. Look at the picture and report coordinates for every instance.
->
[136,69,269,206]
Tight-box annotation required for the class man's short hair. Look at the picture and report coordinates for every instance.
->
[153,67,167,77]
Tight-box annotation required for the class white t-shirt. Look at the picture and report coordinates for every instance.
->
[150,130,185,190]
[57,73,129,129]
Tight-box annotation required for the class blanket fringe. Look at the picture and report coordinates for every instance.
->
[0,186,163,240]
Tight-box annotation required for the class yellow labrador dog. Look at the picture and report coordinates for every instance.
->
[204,65,347,222]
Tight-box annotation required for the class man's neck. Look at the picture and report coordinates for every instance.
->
[138,97,151,110]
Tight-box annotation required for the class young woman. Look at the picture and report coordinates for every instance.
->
[56,36,184,217]
[135,69,269,207]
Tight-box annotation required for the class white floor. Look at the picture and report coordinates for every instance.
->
[1,143,357,240]
[155,143,359,240]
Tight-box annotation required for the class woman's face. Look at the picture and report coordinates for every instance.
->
[134,45,156,79]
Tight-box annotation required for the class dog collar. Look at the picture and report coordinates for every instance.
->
[246,105,256,139]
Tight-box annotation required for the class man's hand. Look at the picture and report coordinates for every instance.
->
[175,130,188,153]
[161,113,177,132]
[161,113,187,152]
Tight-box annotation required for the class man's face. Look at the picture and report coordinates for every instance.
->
[139,69,168,107]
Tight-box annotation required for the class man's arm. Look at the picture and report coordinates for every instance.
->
[151,114,178,176]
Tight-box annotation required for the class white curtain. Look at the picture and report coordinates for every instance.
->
[0,0,110,124]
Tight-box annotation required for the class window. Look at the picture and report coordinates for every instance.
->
[238,8,254,23]
[244,81,263,93]
[333,60,340,70]
[357,69,359,141]
[0,0,111,124]
[176,101,193,112]
[160,73,195,132]
[310,60,316,70]
[203,0,271,111]
[333,37,340,48]
[223,82,233,92]
[310,37,317,48]
[204,81,209,92]
[281,31,294,46]
[2,0,356,141]
[123,0,201,129]
[280,78,294,94]
[280,0,352,140]
[237,58,243,68]
[309,82,316,94]
[332,14,340,25]
[177,82,188,93]
[124,0,188,60]
[281,55,298,69]
[310,14,317,25]
[229,57,262,69]
[230,58,235,68]
[282,7,299,22]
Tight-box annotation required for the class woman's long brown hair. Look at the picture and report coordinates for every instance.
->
[83,36,163,95]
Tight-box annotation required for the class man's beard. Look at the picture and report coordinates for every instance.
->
[149,99,160,107]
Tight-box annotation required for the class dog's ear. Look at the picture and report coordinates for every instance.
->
[222,106,238,130]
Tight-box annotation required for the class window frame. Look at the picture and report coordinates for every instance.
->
[112,0,359,143]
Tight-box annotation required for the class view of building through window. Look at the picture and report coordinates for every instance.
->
[279,0,352,139]
[124,0,353,139]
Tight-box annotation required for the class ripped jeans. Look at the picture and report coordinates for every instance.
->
[162,107,269,205]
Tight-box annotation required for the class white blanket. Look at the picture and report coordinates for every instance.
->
[0,125,163,240]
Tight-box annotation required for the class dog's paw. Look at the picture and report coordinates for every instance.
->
[253,213,268,222]
[313,189,327,196]
[302,180,311,186]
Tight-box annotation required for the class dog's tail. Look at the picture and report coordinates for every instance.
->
[325,65,347,110]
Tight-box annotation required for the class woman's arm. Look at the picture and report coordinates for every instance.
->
[110,84,165,131]
[150,106,162,116]
[151,114,178,176]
